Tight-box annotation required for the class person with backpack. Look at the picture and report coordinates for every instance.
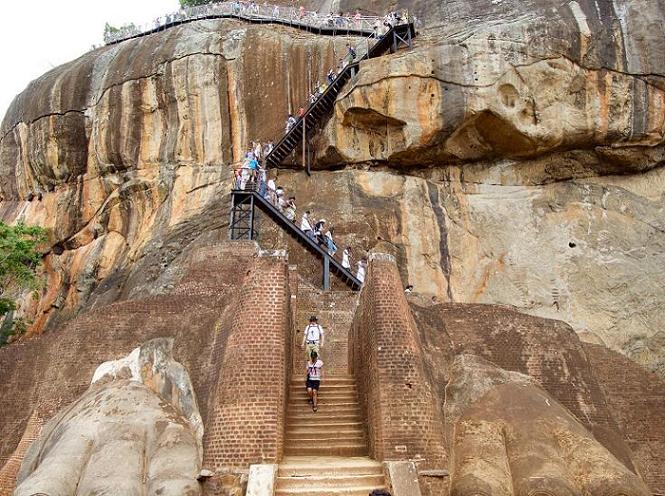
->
[306,350,323,412]
[301,315,324,360]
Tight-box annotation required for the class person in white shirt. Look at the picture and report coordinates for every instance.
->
[342,246,352,269]
[300,211,314,238]
[356,257,367,283]
[266,178,276,203]
[306,350,323,412]
[301,315,324,360]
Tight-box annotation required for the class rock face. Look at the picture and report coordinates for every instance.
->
[445,355,649,496]
[0,1,663,483]
[0,19,353,332]
[14,338,203,496]
[409,298,665,495]
[1,3,663,374]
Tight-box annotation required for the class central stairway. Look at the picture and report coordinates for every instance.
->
[277,375,386,495]
[276,283,386,495]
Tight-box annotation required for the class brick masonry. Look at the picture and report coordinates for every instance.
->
[0,240,292,493]
[203,252,292,469]
[350,253,447,466]
[0,411,43,496]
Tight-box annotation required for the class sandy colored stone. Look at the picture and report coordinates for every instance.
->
[14,338,203,496]
[446,354,650,496]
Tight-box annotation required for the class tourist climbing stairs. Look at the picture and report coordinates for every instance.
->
[275,283,386,495]
[265,21,416,169]
[277,375,385,495]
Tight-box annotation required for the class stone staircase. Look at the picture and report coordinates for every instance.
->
[277,376,386,495]
[276,281,386,495]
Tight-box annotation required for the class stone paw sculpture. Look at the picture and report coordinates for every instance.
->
[14,338,203,496]
[445,355,650,496]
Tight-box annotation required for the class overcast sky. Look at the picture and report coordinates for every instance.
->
[0,0,180,122]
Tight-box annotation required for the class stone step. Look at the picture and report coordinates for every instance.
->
[286,428,364,439]
[288,386,356,394]
[275,486,386,496]
[289,383,356,392]
[285,434,365,445]
[288,405,361,416]
[291,376,354,384]
[286,421,365,435]
[287,411,362,423]
[284,443,368,457]
[276,474,384,490]
[278,456,383,477]
[289,393,356,400]
[290,388,358,398]
[290,389,357,397]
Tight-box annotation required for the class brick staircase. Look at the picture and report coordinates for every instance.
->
[276,281,386,495]
[277,376,386,495]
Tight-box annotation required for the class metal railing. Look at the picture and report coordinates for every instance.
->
[104,1,410,45]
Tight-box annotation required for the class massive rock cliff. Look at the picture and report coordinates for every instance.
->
[0,0,663,378]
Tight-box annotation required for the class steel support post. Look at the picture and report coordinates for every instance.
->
[229,194,237,239]
[249,195,255,240]
[303,115,309,176]
[323,255,330,290]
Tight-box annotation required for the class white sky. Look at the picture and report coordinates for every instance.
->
[0,0,180,122]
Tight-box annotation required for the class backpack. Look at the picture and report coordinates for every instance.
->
[305,324,322,341]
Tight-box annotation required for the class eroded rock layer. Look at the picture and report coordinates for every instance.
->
[0,1,663,380]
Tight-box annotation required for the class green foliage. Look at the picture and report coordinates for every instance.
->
[0,314,30,346]
[179,0,216,7]
[103,21,138,40]
[0,222,46,343]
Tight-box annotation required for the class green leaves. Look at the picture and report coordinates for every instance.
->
[0,222,47,341]
[0,222,46,345]
[0,222,46,301]
[179,0,217,7]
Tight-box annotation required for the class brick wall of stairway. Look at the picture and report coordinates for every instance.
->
[276,281,387,495]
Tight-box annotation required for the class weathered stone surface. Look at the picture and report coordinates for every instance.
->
[245,464,277,496]
[260,168,665,376]
[409,299,665,495]
[0,3,662,377]
[384,461,422,496]
[445,354,649,496]
[14,338,203,496]
[0,19,354,333]
[0,3,663,492]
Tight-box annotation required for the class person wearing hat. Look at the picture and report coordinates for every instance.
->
[301,315,324,360]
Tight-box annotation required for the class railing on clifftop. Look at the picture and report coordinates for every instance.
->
[104,1,413,45]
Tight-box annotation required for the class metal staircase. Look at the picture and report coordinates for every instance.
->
[230,186,362,290]
[265,21,416,169]
[229,20,416,289]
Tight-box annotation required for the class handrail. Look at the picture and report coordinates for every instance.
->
[265,22,409,165]
[104,1,409,45]
[232,186,361,288]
